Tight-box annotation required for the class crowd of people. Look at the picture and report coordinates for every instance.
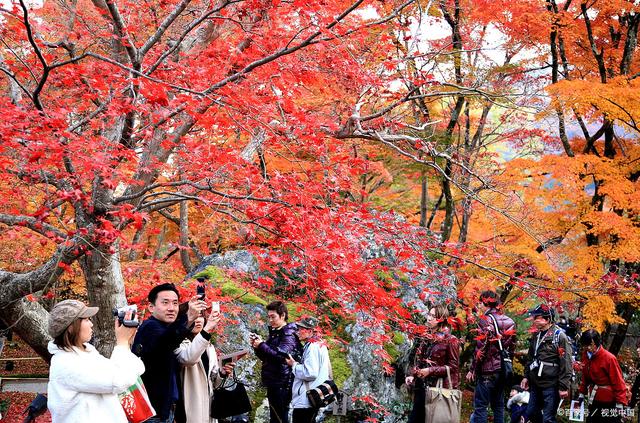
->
[42,283,638,423]
[45,284,331,423]
[406,291,635,423]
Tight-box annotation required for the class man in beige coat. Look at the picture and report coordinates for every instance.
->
[174,310,234,423]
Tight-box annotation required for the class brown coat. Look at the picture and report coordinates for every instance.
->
[412,331,460,389]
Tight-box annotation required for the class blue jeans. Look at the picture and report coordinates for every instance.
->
[526,386,560,423]
[470,373,504,423]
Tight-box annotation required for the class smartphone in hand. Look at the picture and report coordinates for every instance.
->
[211,301,220,313]
[196,277,206,300]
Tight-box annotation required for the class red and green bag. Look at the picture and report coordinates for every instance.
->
[118,377,156,423]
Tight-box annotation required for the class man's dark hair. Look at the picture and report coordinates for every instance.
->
[148,283,180,304]
[479,290,500,307]
[580,329,602,347]
[266,300,288,320]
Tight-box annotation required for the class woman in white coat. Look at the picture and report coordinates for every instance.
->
[47,299,144,423]
[174,310,234,423]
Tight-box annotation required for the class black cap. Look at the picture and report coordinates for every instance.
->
[528,304,555,320]
[296,316,319,329]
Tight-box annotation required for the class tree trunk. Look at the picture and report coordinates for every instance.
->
[0,299,52,361]
[458,197,471,243]
[440,160,454,242]
[419,170,428,227]
[179,200,193,272]
[606,302,636,355]
[78,244,127,357]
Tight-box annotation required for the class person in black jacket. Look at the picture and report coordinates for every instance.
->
[132,283,206,423]
[251,300,301,423]
[521,304,573,423]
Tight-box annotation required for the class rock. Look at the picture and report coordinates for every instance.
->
[193,246,456,421]
[190,250,260,276]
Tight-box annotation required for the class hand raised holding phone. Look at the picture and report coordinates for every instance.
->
[196,276,207,299]
[204,306,222,333]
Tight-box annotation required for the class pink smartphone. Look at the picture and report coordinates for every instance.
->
[211,302,220,313]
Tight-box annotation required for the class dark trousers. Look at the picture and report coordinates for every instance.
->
[146,406,175,423]
[587,401,623,423]
[407,386,425,423]
[526,386,560,423]
[292,407,319,423]
[267,385,291,423]
[470,373,505,423]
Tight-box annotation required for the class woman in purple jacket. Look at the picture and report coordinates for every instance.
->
[251,301,301,423]
[405,304,460,423]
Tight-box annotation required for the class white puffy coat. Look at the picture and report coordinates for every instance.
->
[47,342,144,423]
[290,341,331,409]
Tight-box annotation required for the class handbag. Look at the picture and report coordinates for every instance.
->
[210,371,252,419]
[424,366,461,423]
[488,314,513,382]
[118,376,156,423]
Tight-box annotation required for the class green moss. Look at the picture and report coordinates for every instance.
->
[392,331,405,345]
[194,266,226,282]
[328,344,351,387]
[220,282,267,305]
[383,341,401,362]
[195,266,267,305]
[397,272,410,283]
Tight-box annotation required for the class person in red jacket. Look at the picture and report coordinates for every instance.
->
[467,291,516,423]
[577,329,628,423]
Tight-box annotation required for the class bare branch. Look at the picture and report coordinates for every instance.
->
[0,213,67,239]
[102,0,140,66]
[139,0,195,57]
[145,0,241,75]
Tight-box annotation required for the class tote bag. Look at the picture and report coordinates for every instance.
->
[424,366,461,423]
[118,376,156,423]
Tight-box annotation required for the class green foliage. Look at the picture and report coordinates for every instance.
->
[249,384,267,422]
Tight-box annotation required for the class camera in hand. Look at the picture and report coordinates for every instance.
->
[276,347,301,362]
[112,304,139,328]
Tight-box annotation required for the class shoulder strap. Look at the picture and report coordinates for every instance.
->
[327,346,333,379]
[488,314,505,352]
[435,366,453,389]
[553,328,562,348]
